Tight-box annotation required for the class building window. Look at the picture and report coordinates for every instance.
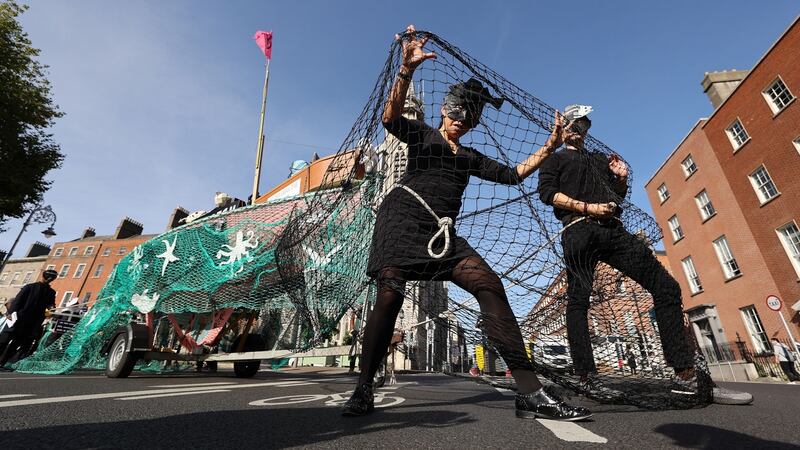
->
[695,190,716,220]
[102,247,112,256]
[60,291,74,307]
[22,271,33,284]
[58,264,71,278]
[111,263,119,273]
[46,264,56,271]
[776,221,800,278]
[118,246,127,255]
[84,246,94,256]
[740,305,770,353]
[73,263,86,278]
[0,273,8,284]
[749,165,779,204]
[725,118,750,150]
[81,292,91,304]
[11,272,21,285]
[713,236,741,279]
[681,154,697,178]
[393,151,408,181]
[657,183,670,203]
[668,215,684,241]
[54,248,64,257]
[93,264,105,278]
[68,247,78,256]
[794,137,800,156]
[681,256,703,294]
[762,77,795,114]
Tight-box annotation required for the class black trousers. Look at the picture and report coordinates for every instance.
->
[561,220,694,375]
[779,361,800,381]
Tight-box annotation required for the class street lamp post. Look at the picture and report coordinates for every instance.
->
[0,204,57,274]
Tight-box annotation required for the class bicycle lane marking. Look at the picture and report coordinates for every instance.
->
[0,379,316,408]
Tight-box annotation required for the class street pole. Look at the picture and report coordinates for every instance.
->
[0,205,57,275]
[251,59,271,205]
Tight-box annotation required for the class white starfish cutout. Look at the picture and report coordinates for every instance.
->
[302,243,344,271]
[156,235,179,277]
[131,289,160,313]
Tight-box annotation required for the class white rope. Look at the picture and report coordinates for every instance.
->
[397,184,453,259]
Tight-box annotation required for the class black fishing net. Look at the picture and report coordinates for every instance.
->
[275,29,712,409]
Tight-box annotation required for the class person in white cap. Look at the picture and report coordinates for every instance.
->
[537,105,753,405]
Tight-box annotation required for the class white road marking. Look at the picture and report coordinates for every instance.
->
[0,379,316,408]
[148,382,238,388]
[0,394,34,399]
[536,419,608,444]
[495,387,515,396]
[0,375,108,381]
[116,389,231,400]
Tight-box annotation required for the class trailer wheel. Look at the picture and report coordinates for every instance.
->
[232,334,265,378]
[106,333,139,378]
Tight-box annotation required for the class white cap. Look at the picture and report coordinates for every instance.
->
[563,104,593,121]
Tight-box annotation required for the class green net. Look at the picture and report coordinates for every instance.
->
[14,177,379,374]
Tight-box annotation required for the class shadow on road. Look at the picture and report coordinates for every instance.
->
[3,405,477,449]
[655,423,799,449]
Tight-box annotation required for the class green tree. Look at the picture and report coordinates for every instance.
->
[0,1,64,231]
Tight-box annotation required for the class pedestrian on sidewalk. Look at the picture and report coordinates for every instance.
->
[772,337,800,383]
[0,269,58,370]
[626,347,637,375]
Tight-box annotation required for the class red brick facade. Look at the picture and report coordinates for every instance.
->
[646,18,800,353]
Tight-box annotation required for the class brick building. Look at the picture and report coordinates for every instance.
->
[0,242,51,313]
[645,17,800,358]
[42,218,156,309]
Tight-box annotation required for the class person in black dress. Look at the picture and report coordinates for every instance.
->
[342,25,591,421]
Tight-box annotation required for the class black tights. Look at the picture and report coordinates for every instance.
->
[358,257,542,394]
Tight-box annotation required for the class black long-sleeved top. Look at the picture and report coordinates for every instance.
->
[7,282,55,332]
[537,147,628,225]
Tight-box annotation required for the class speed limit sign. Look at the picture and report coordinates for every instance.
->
[766,295,782,311]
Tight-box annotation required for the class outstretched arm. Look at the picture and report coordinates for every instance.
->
[515,110,563,180]
[382,25,436,124]
[551,193,617,219]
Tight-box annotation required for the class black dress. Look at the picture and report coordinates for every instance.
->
[366,117,519,279]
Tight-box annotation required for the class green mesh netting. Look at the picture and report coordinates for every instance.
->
[14,177,379,374]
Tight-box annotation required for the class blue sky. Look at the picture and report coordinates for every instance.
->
[2,0,798,256]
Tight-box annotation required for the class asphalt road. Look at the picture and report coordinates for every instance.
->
[0,368,798,449]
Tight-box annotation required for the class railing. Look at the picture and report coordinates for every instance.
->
[698,338,799,381]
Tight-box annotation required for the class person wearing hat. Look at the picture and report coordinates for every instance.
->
[0,269,58,370]
[536,106,753,405]
[342,25,593,421]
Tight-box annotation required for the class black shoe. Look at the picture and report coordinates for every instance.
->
[515,388,593,421]
[342,383,374,416]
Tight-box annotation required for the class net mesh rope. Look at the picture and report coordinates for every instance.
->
[15,30,710,409]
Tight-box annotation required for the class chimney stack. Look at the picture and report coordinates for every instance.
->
[166,206,189,230]
[27,242,51,257]
[114,217,144,239]
[701,70,750,109]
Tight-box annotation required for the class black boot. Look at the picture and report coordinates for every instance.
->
[515,388,593,421]
[342,383,375,416]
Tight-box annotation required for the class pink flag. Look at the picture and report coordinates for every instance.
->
[254,30,273,60]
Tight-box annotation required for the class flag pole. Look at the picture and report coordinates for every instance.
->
[251,58,271,205]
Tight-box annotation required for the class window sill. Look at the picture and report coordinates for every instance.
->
[684,170,697,180]
[732,138,752,154]
[673,236,685,244]
[758,193,781,207]
[724,273,743,283]
[660,197,670,205]
[690,289,704,297]
[771,97,796,118]
[701,213,717,224]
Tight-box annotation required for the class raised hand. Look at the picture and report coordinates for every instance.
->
[545,110,564,150]
[608,154,629,178]
[396,24,436,71]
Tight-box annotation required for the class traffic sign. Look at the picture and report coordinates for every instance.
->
[766,295,783,311]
